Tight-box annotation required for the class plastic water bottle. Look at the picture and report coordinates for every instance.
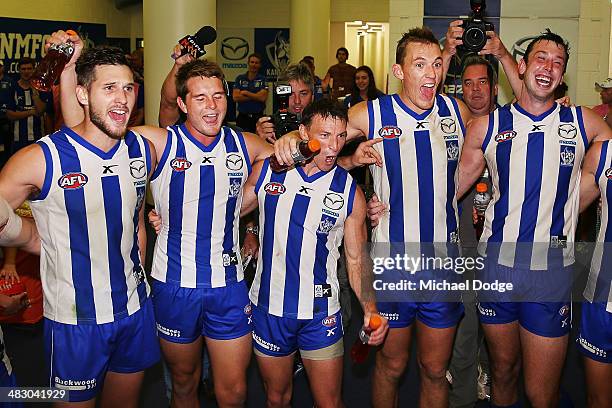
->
[31,30,77,92]
[473,170,491,239]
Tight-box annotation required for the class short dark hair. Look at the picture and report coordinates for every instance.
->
[336,47,349,58]
[461,55,498,86]
[523,29,570,73]
[175,59,225,101]
[396,26,439,64]
[248,52,263,62]
[352,65,381,102]
[75,46,130,88]
[18,57,35,68]
[302,55,314,63]
[301,98,348,128]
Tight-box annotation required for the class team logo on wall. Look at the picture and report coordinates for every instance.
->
[558,123,577,140]
[511,35,539,60]
[266,31,290,74]
[225,153,244,171]
[440,118,456,134]
[130,159,146,179]
[221,37,249,60]
[323,192,344,211]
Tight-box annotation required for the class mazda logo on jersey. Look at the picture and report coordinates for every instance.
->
[225,153,244,171]
[323,192,344,211]
[378,126,402,139]
[221,37,250,61]
[495,130,516,143]
[171,158,192,172]
[440,118,456,134]
[606,168,612,179]
[264,182,286,195]
[130,159,146,179]
[58,172,88,190]
[558,123,577,140]
[322,315,337,327]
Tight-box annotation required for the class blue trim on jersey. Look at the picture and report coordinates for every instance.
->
[142,137,152,175]
[52,132,96,323]
[255,159,270,194]
[489,107,514,242]
[35,141,53,201]
[150,129,172,181]
[347,180,357,217]
[415,129,435,242]
[517,131,544,243]
[437,95,459,239]
[550,109,574,238]
[102,175,129,316]
[181,123,221,152]
[235,129,253,175]
[481,111,495,152]
[61,126,121,160]
[449,97,466,135]
[166,134,187,283]
[380,96,404,243]
[196,165,215,287]
[436,95,451,117]
[513,102,557,122]
[392,94,432,120]
[559,105,574,124]
[296,165,332,183]
[595,141,609,182]
[605,180,612,242]
[367,100,374,140]
[576,107,589,149]
[222,133,240,282]
[283,194,310,316]
[259,170,287,311]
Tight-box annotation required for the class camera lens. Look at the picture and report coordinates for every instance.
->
[462,26,486,52]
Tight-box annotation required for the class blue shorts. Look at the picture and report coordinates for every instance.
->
[377,301,464,329]
[251,306,343,357]
[151,279,252,343]
[577,301,612,363]
[44,298,160,402]
[478,301,571,337]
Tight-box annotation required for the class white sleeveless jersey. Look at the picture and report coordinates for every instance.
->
[584,140,612,312]
[249,161,357,319]
[478,103,587,269]
[150,124,250,288]
[30,127,151,325]
[367,94,465,245]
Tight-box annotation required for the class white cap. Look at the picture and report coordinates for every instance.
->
[595,78,612,91]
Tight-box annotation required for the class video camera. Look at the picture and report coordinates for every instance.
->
[270,82,300,139]
[461,0,494,53]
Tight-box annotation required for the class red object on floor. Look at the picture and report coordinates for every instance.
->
[0,250,43,324]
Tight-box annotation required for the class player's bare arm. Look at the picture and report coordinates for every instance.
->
[582,106,612,143]
[457,114,488,199]
[579,141,603,213]
[240,160,264,218]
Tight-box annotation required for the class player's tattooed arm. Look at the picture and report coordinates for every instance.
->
[579,141,603,213]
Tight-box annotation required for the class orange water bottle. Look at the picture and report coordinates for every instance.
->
[32,30,78,92]
[350,314,382,364]
[269,139,320,172]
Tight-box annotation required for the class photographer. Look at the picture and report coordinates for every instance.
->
[256,63,314,144]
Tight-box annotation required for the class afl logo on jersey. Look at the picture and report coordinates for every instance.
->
[264,182,286,195]
[58,173,88,190]
[558,123,577,140]
[440,118,457,134]
[225,153,244,171]
[605,168,612,179]
[379,126,402,139]
[495,130,516,143]
[171,158,192,172]
[322,315,337,327]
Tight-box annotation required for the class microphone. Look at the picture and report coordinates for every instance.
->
[174,26,217,59]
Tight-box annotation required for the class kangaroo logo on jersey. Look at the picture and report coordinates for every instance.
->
[378,126,402,139]
[446,141,460,161]
[323,192,344,211]
[228,178,242,198]
[558,123,577,140]
[605,168,612,179]
[440,118,456,134]
[495,130,516,143]
[559,147,575,167]
[225,153,244,171]
[58,172,88,190]
[170,158,192,172]
[130,159,146,179]
[264,182,286,195]
[314,284,332,298]
[322,315,337,327]
[317,215,336,235]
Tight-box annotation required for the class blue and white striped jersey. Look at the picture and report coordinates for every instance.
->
[584,140,612,312]
[150,124,251,288]
[249,160,357,319]
[478,103,587,269]
[31,127,151,325]
[367,94,465,244]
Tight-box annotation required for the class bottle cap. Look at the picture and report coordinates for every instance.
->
[66,30,77,36]
[307,139,320,152]
[476,182,487,193]
[369,314,382,330]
